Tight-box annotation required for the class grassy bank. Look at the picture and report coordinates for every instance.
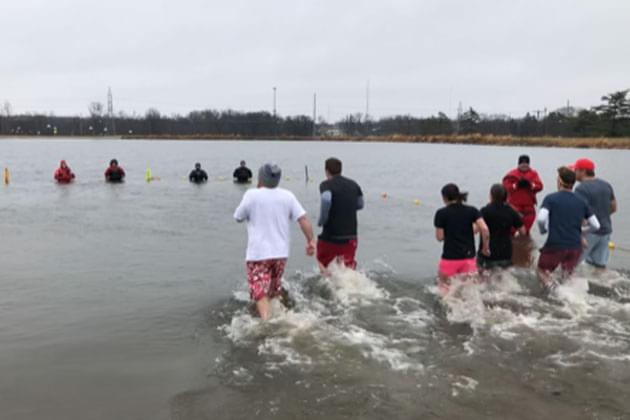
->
[120,133,630,149]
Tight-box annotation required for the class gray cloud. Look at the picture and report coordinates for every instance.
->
[1,0,629,120]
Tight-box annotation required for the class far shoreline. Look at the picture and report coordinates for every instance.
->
[2,134,630,149]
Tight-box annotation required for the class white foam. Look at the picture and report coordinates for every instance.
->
[339,325,423,371]
[452,375,479,391]
[326,263,388,304]
[441,278,486,326]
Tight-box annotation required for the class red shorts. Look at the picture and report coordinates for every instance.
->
[317,239,358,269]
[438,258,478,278]
[537,248,581,274]
[246,259,287,301]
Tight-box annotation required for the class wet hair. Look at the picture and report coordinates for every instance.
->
[518,155,530,165]
[490,183,507,203]
[558,166,576,188]
[441,183,468,203]
[110,159,118,166]
[325,157,342,176]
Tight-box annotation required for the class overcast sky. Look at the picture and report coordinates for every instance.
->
[1,0,629,120]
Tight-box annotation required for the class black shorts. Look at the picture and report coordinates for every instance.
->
[477,255,512,270]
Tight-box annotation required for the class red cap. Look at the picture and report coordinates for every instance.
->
[573,158,595,172]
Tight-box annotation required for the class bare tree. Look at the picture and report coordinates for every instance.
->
[88,102,104,118]
[2,101,12,117]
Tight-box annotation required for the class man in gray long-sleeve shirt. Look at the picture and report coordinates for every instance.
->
[317,157,364,272]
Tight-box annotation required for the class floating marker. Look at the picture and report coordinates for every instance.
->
[285,176,291,181]
[3,167,9,185]
[145,168,153,182]
[609,241,616,250]
[414,199,422,206]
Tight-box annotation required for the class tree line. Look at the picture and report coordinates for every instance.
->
[1,89,629,138]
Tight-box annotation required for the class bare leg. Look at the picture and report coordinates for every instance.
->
[256,296,272,320]
[438,273,451,295]
[537,268,553,291]
[319,262,330,278]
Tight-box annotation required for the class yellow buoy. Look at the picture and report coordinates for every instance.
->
[609,241,616,250]
[145,168,153,182]
[3,167,9,185]
[414,199,422,206]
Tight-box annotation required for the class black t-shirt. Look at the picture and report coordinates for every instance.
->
[106,168,124,182]
[434,203,481,260]
[319,175,363,243]
[189,169,208,183]
[479,202,523,261]
[233,167,252,183]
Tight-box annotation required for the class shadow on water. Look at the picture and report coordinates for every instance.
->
[170,264,630,420]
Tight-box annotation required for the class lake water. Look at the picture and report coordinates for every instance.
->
[1,138,629,420]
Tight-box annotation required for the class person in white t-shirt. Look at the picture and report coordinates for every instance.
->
[234,163,315,320]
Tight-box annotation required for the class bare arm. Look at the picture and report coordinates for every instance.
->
[435,228,444,242]
[298,215,316,256]
[475,218,490,256]
[611,199,618,215]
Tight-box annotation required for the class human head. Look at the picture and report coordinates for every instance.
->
[325,157,342,179]
[240,160,246,167]
[573,158,595,181]
[518,155,530,172]
[110,159,118,167]
[60,160,67,168]
[195,162,201,170]
[557,166,576,191]
[258,163,282,188]
[490,183,507,204]
[441,183,468,204]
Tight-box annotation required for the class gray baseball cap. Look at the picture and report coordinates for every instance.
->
[258,163,282,188]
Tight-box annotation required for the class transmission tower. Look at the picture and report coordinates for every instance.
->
[107,87,116,135]
[312,93,317,137]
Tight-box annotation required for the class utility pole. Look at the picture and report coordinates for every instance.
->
[272,86,277,137]
[456,101,463,133]
[107,86,115,136]
[272,87,277,118]
[365,80,370,121]
[312,93,317,137]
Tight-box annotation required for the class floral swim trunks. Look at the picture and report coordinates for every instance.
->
[246,258,287,301]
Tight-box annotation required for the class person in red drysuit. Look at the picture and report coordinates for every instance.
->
[54,160,75,184]
[502,155,543,234]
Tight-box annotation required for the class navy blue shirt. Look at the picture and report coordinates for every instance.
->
[540,191,592,250]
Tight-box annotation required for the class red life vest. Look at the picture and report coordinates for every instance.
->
[502,168,543,209]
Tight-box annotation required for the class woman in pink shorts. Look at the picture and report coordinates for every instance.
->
[434,183,490,294]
